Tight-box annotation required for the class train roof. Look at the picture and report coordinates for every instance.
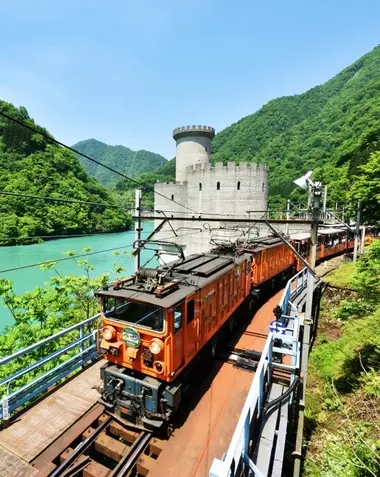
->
[96,253,249,308]
[290,228,346,241]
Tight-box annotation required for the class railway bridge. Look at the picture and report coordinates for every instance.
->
[0,259,329,477]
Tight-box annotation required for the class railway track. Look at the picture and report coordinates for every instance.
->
[32,404,165,477]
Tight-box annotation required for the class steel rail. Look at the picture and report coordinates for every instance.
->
[48,415,112,477]
[110,431,152,477]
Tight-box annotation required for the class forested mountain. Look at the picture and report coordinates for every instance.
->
[0,100,131,244]
[73,139,168,187]
[211,45,380,218]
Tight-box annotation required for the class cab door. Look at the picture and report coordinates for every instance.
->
[184,294,198,362]
[173,302,184,371]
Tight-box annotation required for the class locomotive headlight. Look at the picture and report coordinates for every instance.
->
[149,339,163,355]
[102,325,116,341]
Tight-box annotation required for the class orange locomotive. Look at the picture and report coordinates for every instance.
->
[95,229,370,430]
[96,237,295,430]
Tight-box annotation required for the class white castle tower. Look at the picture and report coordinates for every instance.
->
[154,125,269,257]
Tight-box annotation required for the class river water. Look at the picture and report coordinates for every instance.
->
[0,221,157,332]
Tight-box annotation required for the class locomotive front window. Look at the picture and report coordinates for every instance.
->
[103,298,164,332]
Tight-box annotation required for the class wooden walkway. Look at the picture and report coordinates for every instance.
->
[0,361,103,475]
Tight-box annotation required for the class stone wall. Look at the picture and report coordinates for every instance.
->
[186,162,268,217]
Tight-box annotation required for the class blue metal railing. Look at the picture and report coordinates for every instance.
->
[0,313,101,422]
[209,268,308,477]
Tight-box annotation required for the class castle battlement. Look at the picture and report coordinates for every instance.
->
[173,125,215,140]
[155,180,187,188]
[186,161,269,174]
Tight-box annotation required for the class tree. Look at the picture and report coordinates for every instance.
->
[351,151,380,223]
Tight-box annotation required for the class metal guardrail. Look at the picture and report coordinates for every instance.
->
[0,313,101,422]
[209,268,308,477]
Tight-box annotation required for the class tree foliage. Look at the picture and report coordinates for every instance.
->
[210,45,380,218]
[305,243,380,476]
[0,250,126,391]
[0,100,132,244]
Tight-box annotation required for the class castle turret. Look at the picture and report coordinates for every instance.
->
[173,125,215,182]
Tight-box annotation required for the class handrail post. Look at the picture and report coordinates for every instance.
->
[80,324,85,369]
[268,336,273,389]
[1,396,10,428]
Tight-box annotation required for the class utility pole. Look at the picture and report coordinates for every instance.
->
[304,184,321,326]
[286,199,290,236]
[134,189,142,272]
[353,201,361,263]
[293,177,321,477]
[322,185,327,222]
[361,225,366,255]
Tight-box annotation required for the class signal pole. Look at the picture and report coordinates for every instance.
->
[353,201,361,263]
[286,199,290,236]
[293,177,322,477]
[135,189,142,272]
[322,185,327,221]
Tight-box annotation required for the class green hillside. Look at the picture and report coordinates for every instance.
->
[73,139,168,187]
[0,100,131,244]
[211,45,380,215]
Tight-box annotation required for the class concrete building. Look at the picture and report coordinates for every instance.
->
[154,125,271,258]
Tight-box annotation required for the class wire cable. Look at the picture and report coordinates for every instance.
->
[0,191,134,211]
[0,244,137,274]
[0,110,197,214]
[0,229,201,273]
[0,230,152,243]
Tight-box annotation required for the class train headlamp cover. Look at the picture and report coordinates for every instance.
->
[149,339,163,355]
[102,325,116,341]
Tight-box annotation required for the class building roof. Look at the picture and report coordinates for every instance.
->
[290,228,347,241]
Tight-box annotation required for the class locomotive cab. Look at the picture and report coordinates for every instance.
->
[95,274,196,430]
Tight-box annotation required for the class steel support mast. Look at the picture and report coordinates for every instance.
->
[134,189,142,271]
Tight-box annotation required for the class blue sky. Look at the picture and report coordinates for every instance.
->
[0,0,379,158]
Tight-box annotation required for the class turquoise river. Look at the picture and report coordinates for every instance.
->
[0,221,157,332]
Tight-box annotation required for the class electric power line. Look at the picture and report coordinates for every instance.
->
[0,228,205,274]
[0,191,134,211]
[0,229,153,243]
[0,243,137,274]
[0,110,197,214]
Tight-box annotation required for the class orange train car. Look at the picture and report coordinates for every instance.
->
[238,237,295,288]
[96,253,251,429]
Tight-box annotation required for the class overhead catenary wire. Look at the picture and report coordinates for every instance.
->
[0,110,197,214]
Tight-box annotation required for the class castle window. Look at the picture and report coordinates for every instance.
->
[217,182,220,190]
[262,182,265,191]
[171,194,174,201]
[237,181,241,190]
[199,183,202,191]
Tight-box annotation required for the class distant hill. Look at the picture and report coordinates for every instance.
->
[0,101,131,244]
[72,139,168,187]
[211,45,380,210]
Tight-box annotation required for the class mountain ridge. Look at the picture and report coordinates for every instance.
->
[72,138,168,187]
[211,45,380,206]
